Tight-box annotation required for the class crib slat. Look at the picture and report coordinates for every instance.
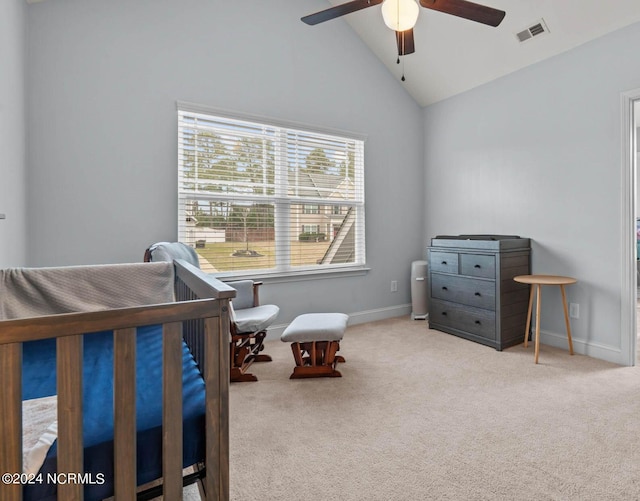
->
[163,322,183,500]
[204,305,230,501]
[57,335,84,501]
[114,328,137,500]
[219,306,230,501]
[0,343,22,501]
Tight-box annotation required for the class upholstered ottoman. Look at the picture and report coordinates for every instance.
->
[281,313,348,379]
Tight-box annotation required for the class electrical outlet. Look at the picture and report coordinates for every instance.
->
[569,303,579,319]
[390,280,398,292]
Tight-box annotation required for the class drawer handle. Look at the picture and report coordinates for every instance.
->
[474,264,481,268]
[442,286,448,291]
[475,320,481,325]
[441,261,447,265]
[441,312,448,316]
[474,292,481,296]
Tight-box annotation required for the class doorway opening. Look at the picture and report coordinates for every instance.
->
[622,90,640,366]
[634,100,640,364]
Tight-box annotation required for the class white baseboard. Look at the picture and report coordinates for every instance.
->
[539,329,624,365]
[265,303,413,341]
[347,303,413,325]
[266,312,628,365]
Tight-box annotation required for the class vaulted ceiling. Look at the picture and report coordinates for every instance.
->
[26,1,640,107]
[307,0,640,106]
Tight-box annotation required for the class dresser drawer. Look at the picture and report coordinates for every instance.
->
[431,273,496,310]
[429,251,458,274]
[460,253,495,279]
[430,300,496,340]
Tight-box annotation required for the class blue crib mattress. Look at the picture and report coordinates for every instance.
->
[22,325,206,501]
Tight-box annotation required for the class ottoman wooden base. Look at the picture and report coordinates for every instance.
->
[289,340,345,379]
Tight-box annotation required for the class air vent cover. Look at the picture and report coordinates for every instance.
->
[516,19,549,43]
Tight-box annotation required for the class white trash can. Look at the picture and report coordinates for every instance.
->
[411,260,429,320]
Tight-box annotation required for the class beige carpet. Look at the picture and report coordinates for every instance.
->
[184,316,640,500]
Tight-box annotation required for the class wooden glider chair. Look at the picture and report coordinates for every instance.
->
[144,242,279,382]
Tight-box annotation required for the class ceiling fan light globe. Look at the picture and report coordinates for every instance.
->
[381,0,419,31]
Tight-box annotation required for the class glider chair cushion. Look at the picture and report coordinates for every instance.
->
[230,298,279,333]
[144,242,279,382]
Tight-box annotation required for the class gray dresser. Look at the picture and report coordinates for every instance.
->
[427,235,531,351]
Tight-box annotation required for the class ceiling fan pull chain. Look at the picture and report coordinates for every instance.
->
[400,29,404,81]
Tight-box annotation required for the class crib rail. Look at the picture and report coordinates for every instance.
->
[0,259,233,501]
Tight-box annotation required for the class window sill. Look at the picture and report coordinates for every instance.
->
[216,266,371,285]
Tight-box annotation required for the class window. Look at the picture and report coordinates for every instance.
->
[177,103,366,277]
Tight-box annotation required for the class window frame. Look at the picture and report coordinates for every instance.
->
[176,102,368,281]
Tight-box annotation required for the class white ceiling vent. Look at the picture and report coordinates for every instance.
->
[516,19,550,43]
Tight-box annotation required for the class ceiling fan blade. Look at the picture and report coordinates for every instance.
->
[302,0,383,26]
[396,29,415,56]
[419,0,505,27]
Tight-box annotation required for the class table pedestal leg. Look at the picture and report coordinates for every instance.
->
[524,285,535,348]
[560,284,574,355]
[534,284,542,364]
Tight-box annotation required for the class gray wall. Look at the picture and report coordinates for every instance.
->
[0,0,27,267]
[423,21,640,365]
[25,0,424,328]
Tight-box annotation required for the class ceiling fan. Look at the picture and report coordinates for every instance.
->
[301,0,506,59]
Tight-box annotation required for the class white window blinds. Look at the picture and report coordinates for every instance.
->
[177,105,366,277]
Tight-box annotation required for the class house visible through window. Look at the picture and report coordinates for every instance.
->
[301,224,320,234]
[177,104,366,276]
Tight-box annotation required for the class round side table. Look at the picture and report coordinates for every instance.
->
[513,275,577,364]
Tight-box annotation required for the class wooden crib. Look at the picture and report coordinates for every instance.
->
[0,259,233,501]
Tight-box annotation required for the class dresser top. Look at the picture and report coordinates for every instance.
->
[430,234,530,251]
